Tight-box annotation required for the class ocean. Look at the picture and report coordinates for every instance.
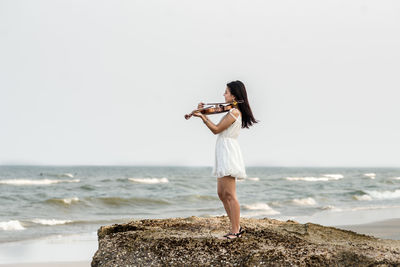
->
[1,165,400,244]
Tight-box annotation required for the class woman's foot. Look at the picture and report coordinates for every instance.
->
[223,226,244,239]
[223,232,242,239]
[224,226,244,236]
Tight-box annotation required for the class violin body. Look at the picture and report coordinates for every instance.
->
[184,100,243,120]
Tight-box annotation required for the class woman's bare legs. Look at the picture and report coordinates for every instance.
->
[217,176,240,234]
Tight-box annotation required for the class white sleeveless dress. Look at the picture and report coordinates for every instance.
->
[212,108,247,179]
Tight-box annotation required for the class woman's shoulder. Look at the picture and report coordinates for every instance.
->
[230,108,241,117]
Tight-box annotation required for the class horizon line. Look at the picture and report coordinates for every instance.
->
[0,164,399,169]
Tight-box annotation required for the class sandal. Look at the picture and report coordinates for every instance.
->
[223,232,232,238]
[238,226,245,235]
[223,232,242,239]
[223,226,244,238]
[223,226,245,239]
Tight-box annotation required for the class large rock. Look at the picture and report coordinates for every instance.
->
[91,216,400,266]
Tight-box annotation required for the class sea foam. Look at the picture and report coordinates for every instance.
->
[237,177,259,182]
[286,175,343,182]
[0,179,80,185]
[364,173,376,179]
[60,197,79,205]
[353,194,373,201]
[61,173,74,178]
[242,203,280,215]
[40,173,74,178]
[128,177,169,184]
[45,197,80,206]
[247,177,260,181]
[31,219,73,225]
[323,174,344,179]
[62,197,80,204]
[0,220,25,231]
[353,189,400,201]
[292,197,317,206]
[365,189,400,200]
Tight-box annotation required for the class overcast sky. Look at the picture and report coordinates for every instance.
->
[1,0,399,167]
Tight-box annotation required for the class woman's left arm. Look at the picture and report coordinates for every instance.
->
[199,110,238,135]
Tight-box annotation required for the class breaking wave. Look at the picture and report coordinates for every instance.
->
[0,220,25,231]
[31,219,73,225]
[246,177,260,181]
[292,197,317,206]
[323,174,344,179]
[365,189,400,200]
[242,203,280,215]
[237,177,259,182]
[46,197,80,205]
[286,174,343,182]
[353,189,400,200]
[353,194,373,201]
[40,173,75,178]
[128,177,169,184]
[364,173,376,179]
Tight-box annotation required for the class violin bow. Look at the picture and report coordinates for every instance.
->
[204,100,244,105]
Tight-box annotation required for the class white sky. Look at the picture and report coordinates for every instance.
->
[1,0,399,167]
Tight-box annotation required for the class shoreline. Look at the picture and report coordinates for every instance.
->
[1,216,400,266]
[0,232,97,265]
[0,262,90,267]
[334,218,400,240]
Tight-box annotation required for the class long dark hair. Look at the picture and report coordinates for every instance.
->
[227,80,259,129]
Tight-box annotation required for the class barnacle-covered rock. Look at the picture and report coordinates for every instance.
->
[91,216,400,266]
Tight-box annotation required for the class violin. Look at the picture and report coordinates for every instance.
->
[184,100,244,120]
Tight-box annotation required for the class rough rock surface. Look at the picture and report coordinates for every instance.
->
[91,216,400,266]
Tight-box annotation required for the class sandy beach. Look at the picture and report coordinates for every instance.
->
[0,232,97,266]
[335,218,400,240]
[0,262,90,267]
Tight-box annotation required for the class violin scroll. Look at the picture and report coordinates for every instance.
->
[184,102,205,120]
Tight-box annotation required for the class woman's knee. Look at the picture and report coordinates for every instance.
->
[217,176,236,201]
[219,190,235,202]
[225,191,235,202]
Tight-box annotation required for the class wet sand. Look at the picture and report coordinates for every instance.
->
[0,262,90,267]
[335,218,400,240]
[0,232,96,266]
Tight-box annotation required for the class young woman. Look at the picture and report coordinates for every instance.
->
[193,80,258,239]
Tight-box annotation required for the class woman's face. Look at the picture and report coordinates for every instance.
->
[224,87,235,103]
